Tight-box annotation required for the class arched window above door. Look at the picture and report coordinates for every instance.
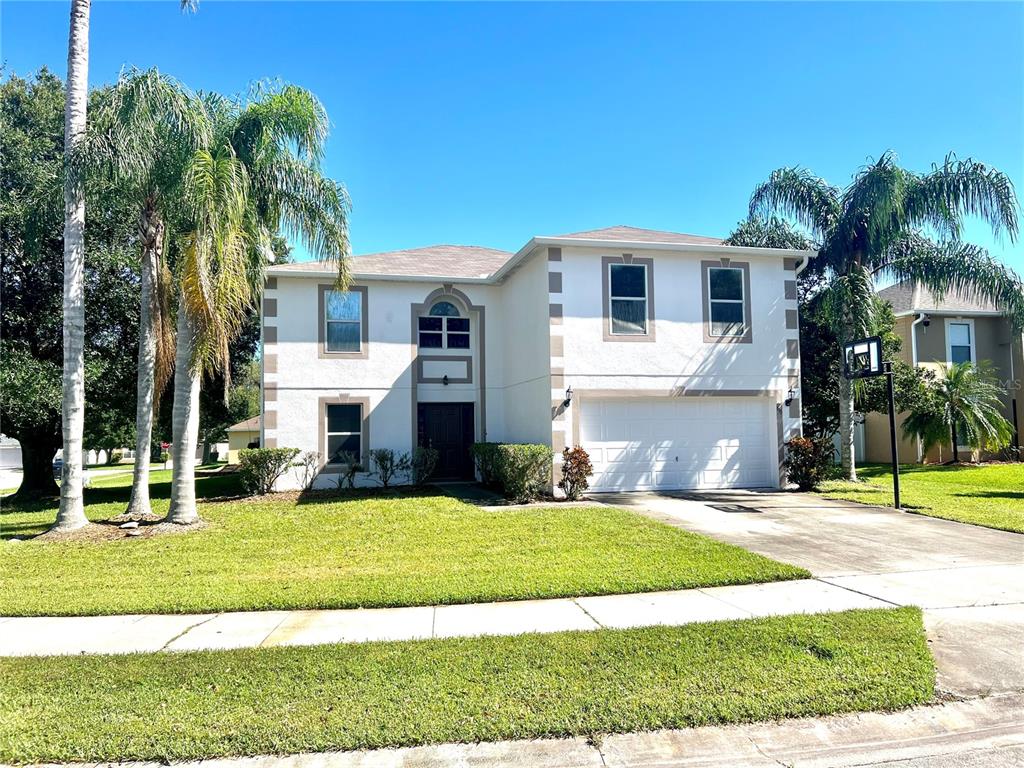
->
[419,300,470,349]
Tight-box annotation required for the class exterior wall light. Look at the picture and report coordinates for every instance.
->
[784,387,797,406]
[563,386,573,408]
[442,374,449,386]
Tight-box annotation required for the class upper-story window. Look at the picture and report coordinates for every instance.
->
[318,284,368,359]
[609,264,648,335]
[419,301,470,349]
[947,320,975,365]
[707,267,745,337]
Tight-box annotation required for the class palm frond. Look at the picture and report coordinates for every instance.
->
[749,167,841,240]
[910,153,1019,243]
[879,236,1024,328]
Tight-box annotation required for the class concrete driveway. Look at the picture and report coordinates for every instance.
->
[596,490,1024,699]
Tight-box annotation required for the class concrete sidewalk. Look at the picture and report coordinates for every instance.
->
[0,577,889,656]
[14,692,1023,768]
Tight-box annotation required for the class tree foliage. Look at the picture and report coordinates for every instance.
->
[1,70,139,497]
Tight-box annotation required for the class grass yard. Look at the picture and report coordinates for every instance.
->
[0,607,933,764]
[819,463,1024,534]
[0,472,807,616]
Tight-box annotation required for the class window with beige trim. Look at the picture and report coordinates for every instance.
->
[608,263,648,335]
[418,300,470,349]
[318,284,368,358]
[325,403,362,464]
[708,267,745,336]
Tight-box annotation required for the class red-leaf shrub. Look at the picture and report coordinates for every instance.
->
[782,437,832,491]
[558,445,594,500]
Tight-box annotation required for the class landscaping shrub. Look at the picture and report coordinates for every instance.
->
[558,445,594,500]
[782,437,833,491]
[295,451,321,491]
[471,442,553,502]
[410,446,439,486]
[334,453,363,490]
[239,447,300,495]
[105,450,123,466]
[370,449,411,488]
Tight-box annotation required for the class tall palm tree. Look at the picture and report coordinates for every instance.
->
[903,361,1014,463]
[53,0,92,532]
[95,69,209,520]
[165,85,350,524]
[54,0,199,532]
[750,152,1024,480]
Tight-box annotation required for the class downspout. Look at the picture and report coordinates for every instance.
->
[910,310,927,463]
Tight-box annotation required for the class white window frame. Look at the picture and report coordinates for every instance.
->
[707,266,746,337]
[608,262,648,336]
[944,317,976,366]
[325,403,362,466]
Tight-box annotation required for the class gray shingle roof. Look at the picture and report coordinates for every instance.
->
[551,225,723,245]
[878,279,1000,314]
[272,245,515,280]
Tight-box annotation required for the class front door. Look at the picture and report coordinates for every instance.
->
[418,402,475,480]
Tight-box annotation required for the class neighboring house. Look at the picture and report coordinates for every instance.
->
[865,280,1024,463]
[262,225,814,492]
[227,416,261,464]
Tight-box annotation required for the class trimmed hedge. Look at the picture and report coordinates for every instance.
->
[470,442,553,502]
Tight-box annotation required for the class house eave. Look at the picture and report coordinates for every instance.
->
[894,309,1005,319]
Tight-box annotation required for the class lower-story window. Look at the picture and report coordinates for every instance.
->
[326,403,361,464]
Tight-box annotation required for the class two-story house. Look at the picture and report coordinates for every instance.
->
[862,280,1024,463]
[261,225,815,492]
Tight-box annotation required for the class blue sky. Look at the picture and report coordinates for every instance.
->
[3,1,1022,271]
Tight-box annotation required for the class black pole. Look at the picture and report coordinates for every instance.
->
[885,361,901,510]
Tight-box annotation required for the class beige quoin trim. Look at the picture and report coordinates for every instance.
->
[263,410,278,430]
[786,339,800,359]
[701,259,752,344]
[263,297,277,317]
[784,280,797,300]
[550,335,564,357]
[785,309,799,330]
[601,254,656,342]
[264,436,277,448]
[264,354,278,374]
[263,385,278,402]
[548,271,563,293]
[318,284,369,360]
[549,303,563,318]
[548,247,562,262]
[789,397,801,419]
[783,258,799,271]
[318,395,371,469]
[263,325,278,344]
[265,277,278,290]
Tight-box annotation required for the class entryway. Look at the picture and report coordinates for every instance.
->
[417,402,475,480]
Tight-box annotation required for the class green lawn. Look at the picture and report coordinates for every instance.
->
[0,472,807,616]
[819,463,1024,534]
[0,607,933,764]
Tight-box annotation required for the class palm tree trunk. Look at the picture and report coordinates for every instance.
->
[838,373,858,481]
[951,422,960,463]
[124,204,163,519]
[53,0,91,532]
[166,305,202,525]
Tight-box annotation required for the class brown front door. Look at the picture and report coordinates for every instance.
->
[418,402,475,480]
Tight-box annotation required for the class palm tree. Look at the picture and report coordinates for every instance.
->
[53,0,92,532]
[749,152,1024,480]
[54,0,199,532]
[903,361,1014,463]
[95,69,209,520]
[165,85,350,524]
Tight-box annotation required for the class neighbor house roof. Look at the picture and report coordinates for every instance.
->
[878,279,1001,315]
[550,225,724,246]
[271,245,514,280]
[228,416,261,433]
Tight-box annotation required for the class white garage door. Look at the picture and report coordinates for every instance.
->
[579,397,774,491]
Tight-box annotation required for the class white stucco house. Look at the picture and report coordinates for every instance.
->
[262,225,814,492]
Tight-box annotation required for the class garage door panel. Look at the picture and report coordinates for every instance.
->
[581,397,774,491]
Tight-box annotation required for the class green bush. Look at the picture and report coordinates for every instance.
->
[410,446,439,486]
[239,447,300,496]
[782,437,833,491]
[470,442,553,502]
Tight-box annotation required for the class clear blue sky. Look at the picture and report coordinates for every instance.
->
[3,1,1022,271]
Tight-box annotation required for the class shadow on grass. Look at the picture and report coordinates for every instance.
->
[952,490,1024,501]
